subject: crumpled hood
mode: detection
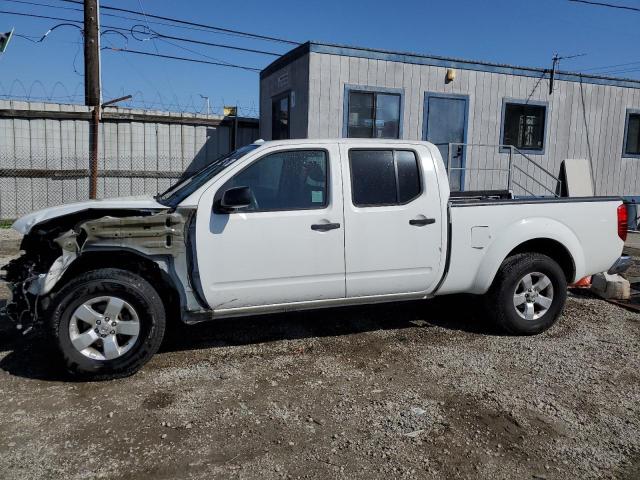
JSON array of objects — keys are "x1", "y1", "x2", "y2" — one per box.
[{"x1": 12, "y1": 195, "x2": 167, "y2": 234}]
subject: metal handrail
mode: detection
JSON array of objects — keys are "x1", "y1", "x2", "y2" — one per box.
[
  {"x1": 510, "y1": 146, "x2": 561, "y2": 182},
  {"x1": 511, "y1": 180, "x2": 538, "y2": 197},
  {"x1": 446, "y1": 142, "x2": 563, "y2": 197},
  {"x1": 512, "y1": 165, "x2": 558, "y2": 197}
]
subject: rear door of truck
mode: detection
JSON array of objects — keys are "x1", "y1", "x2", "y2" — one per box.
[{"x1": 339, "y1": 143, "x2": 447, "y2": 297}]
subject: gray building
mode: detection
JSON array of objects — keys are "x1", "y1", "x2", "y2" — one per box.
[{"x1": 260, "y1": 41, "x2": 640, "y2": 196}]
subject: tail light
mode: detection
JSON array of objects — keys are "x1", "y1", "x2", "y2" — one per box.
[{"x1": 618, "y1": 204, "x2": 628, "y2": 242}]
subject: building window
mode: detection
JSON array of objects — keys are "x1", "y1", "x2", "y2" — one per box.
[
  {"x1": 624, "y1": 111, "x2": 640, "y2": 157},
  {"x1": 272, "y1": 92, "x2": 290, "y2": 140},
  {"x1": 349, "y1": 149, "x2": 421, "y2": 207},
  {"x1": 347, "y1": 90, "x2": 401, "y2": 139},
  {"x1": 502, "y1": 101, "x2": 547, "y2": 152}
]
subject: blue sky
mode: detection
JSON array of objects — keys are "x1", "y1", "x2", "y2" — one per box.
[{"x1": 1, "y1": 0, "x2": 639, "y2": 116}]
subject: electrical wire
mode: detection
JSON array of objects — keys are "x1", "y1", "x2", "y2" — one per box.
[
  {"x1": 568, "y1": 0, "x2": 640, "y2": 13},
  {"x1": 581, "y1": 60, "x2": 640, "y2": 72},
  {"x1": 1, "y1": 0, "x2": 288, "y2": 43},
  {"x1": 1, "y1": 9, "x2": 263, "y2": 72},
  {"x1": 0, "y1": 8, "x2": 285, "y2": 57},
  {"x1": 129, "y1": 25, "x2": 281, "y2": 57},
  {"x1": 55, "y1": 0, "x2": 300, "y2": 45},
  {"x1": 104, "y1": 47, "x2": 261, "y2": 72},
  {"x1": 1, "y1": 0, "x2": 81, "y2": 11},
  {"x1": 0, "y1": 8, "x2": 82, "y2": 24}
]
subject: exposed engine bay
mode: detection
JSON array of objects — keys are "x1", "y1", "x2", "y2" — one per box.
[{"x1": 1, "y1": 207, "x2": 204, "y2": 335}]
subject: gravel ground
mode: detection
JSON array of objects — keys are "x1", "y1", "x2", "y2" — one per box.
[{"x1": 0, "y1": 230, "x2": 639, "y2": 479}]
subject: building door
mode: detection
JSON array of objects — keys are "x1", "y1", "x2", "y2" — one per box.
[
  {"x1": 423, "y1": 93, "x2": 468, "y2": 191},
  {"x1": 271, "y1": 92, "x2": 290, "y2": 140}
]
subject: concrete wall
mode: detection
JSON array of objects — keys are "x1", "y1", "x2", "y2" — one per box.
[
  {"x1": 262, "y1": 47, "x2": 640, "y2": 196},
  {"x1": 0, "y1": 100, "x2": 259, "y2": 219}
]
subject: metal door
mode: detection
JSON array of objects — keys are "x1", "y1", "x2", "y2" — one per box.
[{"x1": 423, "y1": 93, "x2": 468, "y2": 191}]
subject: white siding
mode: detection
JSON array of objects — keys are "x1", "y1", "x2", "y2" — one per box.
[{"x1": 293, "y1": 51, "x2": 640, "y2": 196}]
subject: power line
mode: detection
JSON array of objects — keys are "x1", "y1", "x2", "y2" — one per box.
[
  {"x1": 0, "y1": 8, "x2": 82, "y2": 25},
  {"x1": 0, "y1": 0, "x2": 294, "y2": 50},
  {"x1": 568, "y1": 0, "x2": 640, "y2": 13},
  {"x1": 55, "y1": 0, "x2": 300, "y2": 45},
  {"x1": 129, "y1": 25, "x2": 281, "y2": 57},
  {"x1": 104, "y1": 47, "x2": 261, "y2": 72},
  {"x1": 581, "y1": 60, "x2": 640, "y2": 72},
  {"x1": 1, "y1": 9, "x2": 263, "y2": 72},
  {"x1": 135, "y1": 0, "x2": 180, "y2": 109},
  {"x1": 1, "y1": 0, "x2": 81, "y2": 11},
  {"x1": 0, "y1": 8, "x2": 284, "y2": 57}
]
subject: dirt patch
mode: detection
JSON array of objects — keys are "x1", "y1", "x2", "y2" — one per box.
[{"x1": 0, "y1": 240, "x2": 639, "y2": 478}]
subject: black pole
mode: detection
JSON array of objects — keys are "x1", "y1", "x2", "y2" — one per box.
[
  {"x1": 84, "y1": 0, "x2": 101, "y2": 198},
  {"x1": 233, "y1": 105, "x2": 238, "y2": 150}
]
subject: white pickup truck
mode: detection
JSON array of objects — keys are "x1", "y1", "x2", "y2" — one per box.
[{"x1": 2, "y1": 139, "x2": 630, "y2": 379}]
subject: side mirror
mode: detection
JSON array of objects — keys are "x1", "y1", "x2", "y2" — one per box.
[{"x1": 216, "y1": 186, "x2": 252, "y2": 213}]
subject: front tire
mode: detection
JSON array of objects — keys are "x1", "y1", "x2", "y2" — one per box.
[
  {"x1": 486, "y1": 253, "x2": 567, "y2": 335},
  {"x1": 48, "y1": 268, "x2": 166, "y2": 380}
]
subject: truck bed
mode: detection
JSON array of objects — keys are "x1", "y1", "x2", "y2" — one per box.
[{"x1": 437, "y1": 195, "x2": 624, "y2": 296}]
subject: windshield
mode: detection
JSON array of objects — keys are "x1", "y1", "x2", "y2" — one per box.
[{"x1": 156, "y1": 144, "x2": 260, "y2": 206}]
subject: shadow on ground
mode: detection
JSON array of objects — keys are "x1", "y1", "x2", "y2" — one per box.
[{"x1": 0, "y1": 294, "x2": 501, "y2": 381}]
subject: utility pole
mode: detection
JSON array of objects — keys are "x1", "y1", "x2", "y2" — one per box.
[
  {"x1": 549, "y1": 54, "x2": 559, "y2": 95},
  {"x1": 84, "y1": 0, "x2": 101, "y2": 199},
  {"x1": 549, "y1": 52, "x2": 586, "y2": 95}
]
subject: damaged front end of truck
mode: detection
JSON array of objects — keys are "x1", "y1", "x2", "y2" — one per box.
[{"x1": 1, "y1": 207, "x2": 206, "y2": 335}]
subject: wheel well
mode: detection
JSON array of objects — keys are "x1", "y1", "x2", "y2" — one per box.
[
  {"x1": 56, "y1": 250, "x2": 182, "y2": 322},
  {"x1": 507, "y1": 238, "x2": 575, "y2": 282}
]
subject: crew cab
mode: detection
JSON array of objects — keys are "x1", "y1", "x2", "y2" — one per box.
[{"x1": 1, "y1": 139, "x2": 629, "y2": 379}]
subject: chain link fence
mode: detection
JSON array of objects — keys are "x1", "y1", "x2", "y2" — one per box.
[{"x1": 0, "y1": 100, "x2": 259, "y2": 220}]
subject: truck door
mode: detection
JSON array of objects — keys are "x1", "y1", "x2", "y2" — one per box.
[
  {"x1": 195, "y1": 144, "x2": 345, "y2": 310},
  {"x1": 340, "y1": 144, "x2": 444, "y2": 298}
]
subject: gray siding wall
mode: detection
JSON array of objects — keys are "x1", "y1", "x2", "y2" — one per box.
[
  {"x1": 301, "y1": 51, "x2": 640, "y2": 196},
  {"x1": 259, "y1": 54, "x2": 310, "y2": 140},
  {"x1": 0, "y1": 100, "x2": 259, "y2": 219}
]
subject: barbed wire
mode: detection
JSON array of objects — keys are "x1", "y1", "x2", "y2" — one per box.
[{"x1": 0, "y1": 80, "x2": 260, "y2": 117}]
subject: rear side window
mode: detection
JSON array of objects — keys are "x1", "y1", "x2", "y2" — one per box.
[{"x1": 349, "y1": 150, "x2": 421, "y2": 207}]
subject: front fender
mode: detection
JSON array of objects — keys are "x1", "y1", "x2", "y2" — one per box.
[{"x1": 469, "y1": 217, "x2": 584, "y2": 294}]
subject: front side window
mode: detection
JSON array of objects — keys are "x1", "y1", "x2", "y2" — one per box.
[
  {"x1": 502, "y1": 102, "x2": 546, "y2": 151},
  {"x1": 220, "y1": 150, "x2": 328, "y2": 211},
  {"x1": 624, "y1": 112, "x2": 640, "y2": 156},
  {"x1": 347, "y1": 91, "x2": 401, "y2": 139},
  {"x1": 272, "y1": 93, "x2": 290, "y2": 140},
  {"x1": 349, "y1": 150, "x2": 421, "y2": 207}
]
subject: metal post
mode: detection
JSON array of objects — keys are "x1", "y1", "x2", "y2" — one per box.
[
  {"x1": 89, "y1": 105, "x2": 100, "y2": 199},
  {"x1": 447, "y1": 143, "x2": 452, "y2": 185},
  {"x1": 233, "y1": 105, "x2": 238, "y2": 150},
  {"x1": 84, "y1": 0, "x2": 101, "y2": 199},
  {"x1": 507, "y1": 146, "x2": 513, "y2": 192}
]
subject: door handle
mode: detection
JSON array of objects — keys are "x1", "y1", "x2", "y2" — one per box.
[
  {"x1": 409, "y1": 218, "x2": 436, "y2": 226},
  {"x1": 311, "y1": 222, "x2": 341, "y2": 232}
]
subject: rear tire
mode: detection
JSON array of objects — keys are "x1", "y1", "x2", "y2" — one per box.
[
  {"x1": 486, "y1": 253, "x2": 567, "y2": 335},
  {"x1": 48, "y1": 268, "x2": 166, "y2": 380}
]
